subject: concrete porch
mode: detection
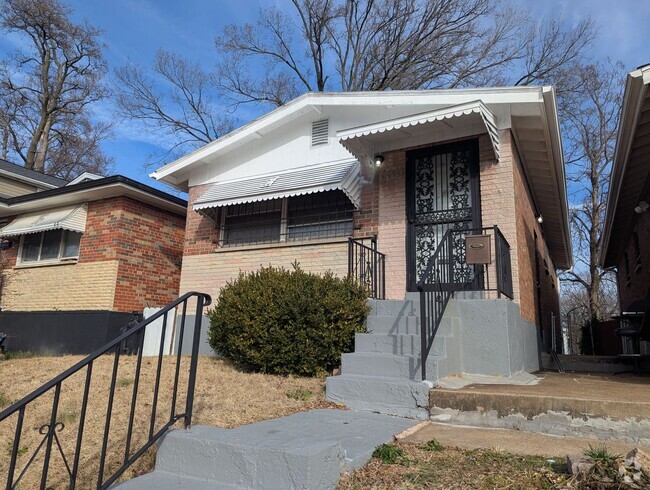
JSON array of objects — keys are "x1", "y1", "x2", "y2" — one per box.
[{"x1": 429, "y1": 372, "x2": 650, "y2": 445}]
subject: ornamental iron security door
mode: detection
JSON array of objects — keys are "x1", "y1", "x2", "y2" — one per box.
[{"x1": 406, "y1": 141, "x2": 481, "y2": 291}]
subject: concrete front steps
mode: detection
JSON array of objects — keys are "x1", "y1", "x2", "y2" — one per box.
[
  {"x1": 114, "y1": 409, "x2": 417, "y2": 490},
  {"x1": 326, "y1": 296, "x2": 462, "y2": 419}
]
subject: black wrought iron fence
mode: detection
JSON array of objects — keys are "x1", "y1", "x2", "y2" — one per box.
[
  {"x1": 0, "y1": 291, "x2": 211, "y2": 490},
  {"x1": 348, "y1": 236, "x2": 386, "y2": 299}
]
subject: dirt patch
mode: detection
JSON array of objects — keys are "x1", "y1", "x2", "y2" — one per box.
[{"x1": 0, "y1": 355, "x2": 332, "y2": 489}]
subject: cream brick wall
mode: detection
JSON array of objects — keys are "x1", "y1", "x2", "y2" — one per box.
[
  {"x1": 179, "y1": 240, "x2": 349, "y2": 301},
  {"x1": 479, "y1": 130, "x2": 521, "y2": 304},
  {"x1": 2, "y1": 261, "x2": 119, "y2": 311},
  {"x1": 378, "y1": 151, "x2": 408, "y2": 299}
]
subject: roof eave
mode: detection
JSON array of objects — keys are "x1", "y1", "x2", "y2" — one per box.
[{"x1": 599, "y1": 67, "x2": 649, "y2": 267}]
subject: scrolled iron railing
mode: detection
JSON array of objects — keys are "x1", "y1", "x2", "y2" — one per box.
[
  {"x1": 417, "y1": 226, "x2": 513, "y2": 380},
  {"x1": 0, "y1": 291, "x2": 211, "y2": 490},
  {"x1": 348, "y1": 235, "x2": 386, "y2": 300}
]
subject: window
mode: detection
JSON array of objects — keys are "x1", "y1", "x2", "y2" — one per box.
[
  {"x1": 220, "y1": 190, "x2": 354, "y2": 247},
  {"x1": 19, "y1": 230, "x2": 82, "y2": 264}
]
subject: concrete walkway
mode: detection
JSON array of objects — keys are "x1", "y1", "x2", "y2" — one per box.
[
  {"x1": 400, "y1": 421, "x2": 650, "y2": 457},
  {"x1": 116, "y1": 409, "x2": 417, "y2": 489}
]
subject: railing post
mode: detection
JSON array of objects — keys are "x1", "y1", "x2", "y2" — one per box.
[
  {"x1": 184, "y1": 294, "x2": 206, "y2": 428},
  {"x1": 347, "y1": 238, "x2": 353, "y2": 278},
  {"x1": 418, "y1": 283, "x2": 427, "y2": 381},
  {"x1": 371, "y1": 235, "x2": 378, "y2": 298},
  {"x1": 494, "y1": 225, "x2": 501, "y2": 298}
]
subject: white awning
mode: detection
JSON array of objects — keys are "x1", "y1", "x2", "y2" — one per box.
[
  {"x1": 1, "y1": 204, "x2": 88, "y2": 237},
  {"x1": 193, "y1": 160, "x2": 362, "y2": 210},
  {"x1": 338, "y1": 100, "x2": 500, "y2": 166}
]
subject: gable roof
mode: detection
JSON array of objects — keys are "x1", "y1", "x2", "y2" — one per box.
[
  {"x1": 0, "y1": 175, "x2": 187, "y2": 217},
  {"x1": 600, "y1": 64, "x2": 650, "y2": 267},
  {"x1": 151, "y1": 87, "x2": 570, "y2": 269},
  {"x1": 0, "y1": 159, "x2": 68, "y2": 189}
]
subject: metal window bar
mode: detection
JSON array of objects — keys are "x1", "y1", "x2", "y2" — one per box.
[
  {"x1": 0, "y1": 291, "x2": 211, "y2": 490},
  {"x1": 417, "y1": 226, "x2": 513, "y2": 380},
  {"x1": 347, "y1": 235, "x2": 386, "y2": 300}
]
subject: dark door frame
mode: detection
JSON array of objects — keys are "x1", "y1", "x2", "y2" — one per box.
[{"x1": 405, "y1": 139, "x2": 482, "y2": 292}]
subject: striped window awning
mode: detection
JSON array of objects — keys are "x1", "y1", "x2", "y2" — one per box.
[
  {"x1": 0, "y1": 204, "x2": 88, "y2": 237},
  {"x1": 193, "y1": 160, "x2": 362, "y2": 211},
  {"x1": 338, "y1": 100, "x2": 500, "y2": 166}
]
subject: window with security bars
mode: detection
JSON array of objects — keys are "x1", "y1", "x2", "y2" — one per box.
[{"x1": 219, "y1": 190, "x2": 354, "y2": 246}]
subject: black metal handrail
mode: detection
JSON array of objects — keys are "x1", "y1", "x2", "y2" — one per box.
[
  {"x1": 348, "y1": 235, "x2": 386, "y2": 299},
  {"x1": 417, "y1": 226, "x2": 513, "y2": 380},
  {"x1": 0, "y1": 291, "x2": 211, "y2": 490}
]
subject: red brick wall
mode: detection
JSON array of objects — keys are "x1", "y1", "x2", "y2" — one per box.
[
  {"x1": 510, "y1": 134, "x2": 560, "y2": 338},
  {"x1": 617, "y1": 209, "x2": 650, "y2": 312},
  {"x1": 184, "y1": 184, "x2": 221, "y2": 256},
  {"x1": 0, "y1": 197, "x2": 185, "y2": 312},
  {"x1": 108, "y1": 197, "x2": 185, "y2": 312}
]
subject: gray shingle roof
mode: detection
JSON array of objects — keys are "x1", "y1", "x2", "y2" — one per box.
[{"x1": 0, "y1": 159, "x2": 69, "y2": 187}]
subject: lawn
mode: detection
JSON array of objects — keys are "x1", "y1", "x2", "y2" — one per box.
[
  {"x1": 0, "y1": 354, "x2": 331, "y2": 489},
  {"x1": 338, "y1": 441, "x2": 570, "y2": 489}
]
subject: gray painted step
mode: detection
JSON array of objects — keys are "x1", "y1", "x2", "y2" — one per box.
[
  {"x1": 355, "y1": 333, "x2": 446, "y2": 357},
  {"x1": 114, "y1": 471, "x2": 246, "y2": 489},
  {"x1": 341, "y1": 352, "x2": 441, "y2": 379},
  {"x1": 367, "y1": 299, "x2": 418, "y2": 317},
  {"x1": 125, "y1": 409, "x2": 416, "y2": 490},
  {"x1": 326, "y1": 374, "x2": 431, "y2": 419},
  {"x1": 366, "y1": 315, "x2": 420, "y2": 334}
]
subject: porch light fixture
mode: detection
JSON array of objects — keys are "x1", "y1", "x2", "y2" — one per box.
[
  {"x1": 536, "y1": 214, "x2": 544, "y2": 224},
  {"x1": 374, "y1": 154, "x2": 384, "y2": 167},
  {"x1": 635, "y1": 201, "x2": 649, "y2": 214}
]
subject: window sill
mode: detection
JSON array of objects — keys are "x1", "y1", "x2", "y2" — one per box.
[
  {"x1": 14, "y1": 258, "x2": 79, "y2": 270},
  {"x1": 213, "y1": 236, "x2": 350, "y2": 254}
]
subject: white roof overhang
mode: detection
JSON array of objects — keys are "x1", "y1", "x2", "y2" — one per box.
[
  {"x1": 193, "y1": 159, "x2": 362, "y2": 211},
  {"x1": 600, "y1": 65, "x2": 650, "y2": 267},
  {"x1": 151, "y1": 87, "x2": 550, "y2": 188},
  {"x1": 337, "y1": 100, "x2": 500, "y2": 168},
  {"x1": 1, "y1": 203, "x2": 87, "y2": 236}
]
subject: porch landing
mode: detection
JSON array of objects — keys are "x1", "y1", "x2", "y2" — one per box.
[{"x1": 429, "y1": 372, "x2": 650, "y2": 445}]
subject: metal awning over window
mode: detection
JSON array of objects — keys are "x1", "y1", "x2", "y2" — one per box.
[
  {"x1": 193, "y1": 160, "x2": 362, "y2": 211},
  {"x1": 1, "y1": 203, "x2": 88, "y2": 237},
  {"x1": 338, "y1": 100, "x2": 500, "y2": 166}
]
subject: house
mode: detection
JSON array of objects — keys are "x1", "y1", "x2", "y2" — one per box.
[
  {"x1": 600, "y1": 64, "x2": 650, "y2": 354},
  {"x1": 152, "y1": 88, "x2": 570, "y2": 415},
  {"x1": 0, "y1": 165, "x2": 187, "y2": 355}
]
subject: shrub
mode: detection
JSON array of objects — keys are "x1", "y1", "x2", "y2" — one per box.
[{"x1": 207, "y1": 264, "x2": 369, "y2": 376}]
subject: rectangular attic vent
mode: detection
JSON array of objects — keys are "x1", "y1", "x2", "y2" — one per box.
[{"x1": 311, "y1": 119, "x2": 329, "y2": 146}]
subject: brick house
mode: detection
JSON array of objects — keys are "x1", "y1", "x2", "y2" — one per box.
[
  {"x1": 601, "y1": 64, "x2": 650, "y2": 353},
  {"x1": 0, "y1": 171, "x2": 186, "y2": 354},
  {"x1": 152, "y1": 88, "x2": 571, "y2": 410}
]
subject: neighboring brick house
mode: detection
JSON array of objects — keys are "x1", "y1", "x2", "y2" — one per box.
[
  {"x1": 152, "y1": 88, "x2": 571, "y2": 374},
  {"x1": 0, "y1": 172, "x2": 186, "y2": 354},
  {"x1": 601, "y1": 64, "x2": 650, "y2": 350}
]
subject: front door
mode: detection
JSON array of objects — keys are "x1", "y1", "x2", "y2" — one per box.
[{"x1": 406, "y1": 140, "x2": 481, "y2": 291}]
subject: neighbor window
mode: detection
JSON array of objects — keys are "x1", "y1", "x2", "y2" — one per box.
[
  {"x1": 220, "y1": 190, "x2": 354, "y2": 247},
  {"x1": 20, "y1": 230, "x2": 82, "y2": 263}
]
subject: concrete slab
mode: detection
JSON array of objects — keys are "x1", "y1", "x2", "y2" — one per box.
[
  {"x1": 429, "y1": 372, "x2": 650, "y2": 445},
  {"x1": 398, "y1": 421, "x2": 650, "y2": 457}
]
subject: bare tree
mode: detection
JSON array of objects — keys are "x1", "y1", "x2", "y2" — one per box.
[
  {"x1": 560, "y1": 61, "x2": 624, "y2": 321},
  {"x1": 114, "y1": 50, "x2": 233, "y2": 164},
  {"x1": 0, "y1": 0, "x2": 112, "y2": 177},
  {"x1": 215, "y1": 0, "x2": 596, "y2": 106}
]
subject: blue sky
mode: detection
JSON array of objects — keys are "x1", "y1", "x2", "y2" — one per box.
[{"x1": 1, "y1": 0, "x2": 648, "y2": 191}]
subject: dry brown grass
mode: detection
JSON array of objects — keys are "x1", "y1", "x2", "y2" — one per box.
[
  {"x1": 338, "y1": 441, "x2": 570, "y2": 489},
  {"x1": 0, "y1": 355, "x2": 332, "y2": 489}
]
